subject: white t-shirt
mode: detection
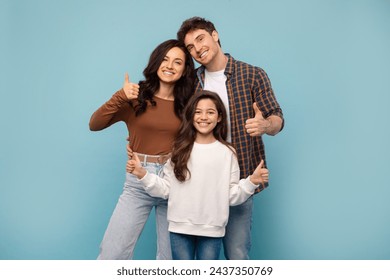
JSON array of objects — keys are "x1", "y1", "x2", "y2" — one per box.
[
  {"x1": 139, "y1": 141, "x2": 258, "y2": 237},
  {"x1": 204, "y1": 69, "x2": 231, "y2": 142}
]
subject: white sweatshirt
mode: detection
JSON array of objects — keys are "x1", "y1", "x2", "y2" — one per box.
[{"x1": 140, "y1": 141, "x2": 258, "y2": 237}]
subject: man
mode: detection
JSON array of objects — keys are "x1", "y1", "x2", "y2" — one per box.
[{"x1": 177, "y1": 17, "x2": 284, "y2": 260}]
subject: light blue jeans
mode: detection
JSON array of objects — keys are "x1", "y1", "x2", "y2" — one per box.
[
  {"x1": 223, "y1": 196, "x2": 253, "y2": 260},
  {"x1": 170, "y1": 232, "x2": 222, "y2": 260},
  {"x1": 97, "y1": 162, "x2": 171, "y2": 260}
]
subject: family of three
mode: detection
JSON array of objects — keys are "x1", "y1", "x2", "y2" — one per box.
[{"x1": 89, "y1": 16, "x2": 284, "y2": 260}]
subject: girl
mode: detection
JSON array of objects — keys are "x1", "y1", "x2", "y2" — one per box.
[
  {"x1": 89, "y1": 39, "x2": 195, "y2": 260},
  {"x1": 127, "y1": 90, "x2": 269, "y2": 260}
]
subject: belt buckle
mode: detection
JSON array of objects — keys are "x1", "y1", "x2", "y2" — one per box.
[{"x1": 157, "y1": 155, "x2": 165, "y2": 164}]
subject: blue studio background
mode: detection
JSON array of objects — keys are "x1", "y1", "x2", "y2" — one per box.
[{"x1": 1, "y1": 0, "x2": 389, "y2": 260}]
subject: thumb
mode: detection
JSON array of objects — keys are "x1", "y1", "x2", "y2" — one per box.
[
  {"x1": 259, "y1": 159, "x2": 264, "y2": 169},
  {"x1": 252, "y1": 160, "x2": 264, "y2": 175},
  {"x1": 253, "y1": 103, "x2": 263, "y2": 118},
  {"x1": 254, "y1": 160, "x2": 264, "y2": 173},
  {"x1": 132, "y1": 153, "x2": 141, "y2": 165},
  {"x1": 124, "y1": 72, "x2": 130, "y2": 84}
]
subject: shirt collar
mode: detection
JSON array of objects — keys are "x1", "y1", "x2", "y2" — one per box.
[
  {"x1": 223, "y1": 53, "x2": 234, "y2": 78},
  {"x1": 197, "y1": 53, "x2": 234, "y2": 79}
]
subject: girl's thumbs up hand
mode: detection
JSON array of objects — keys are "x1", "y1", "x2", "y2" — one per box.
[
  {"x1": 126, "y1": 152, "x2": 146, "y2": 179},
  {"x1": 249, "y1": 160, "x2": 269, "y2": 187}
]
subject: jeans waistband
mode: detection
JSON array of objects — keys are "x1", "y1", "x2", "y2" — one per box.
[{"x1": 135, "y1": 153, "x2": 171, "y2": 164}]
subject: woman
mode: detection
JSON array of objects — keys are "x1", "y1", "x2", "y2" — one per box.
[{"x1": 89, "y1": 39, "x2": 195, "y2": 259}]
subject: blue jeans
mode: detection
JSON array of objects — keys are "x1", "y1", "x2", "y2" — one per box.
[
  {"x1": 97, "y1": 163, "x2": 171, "y2": 260},
  {"x1": 223, "y1": 196, "x2": 253, "y2": 260},
  {"x1": 170, "y1": 232, "x2": 222, "y2": 260}
]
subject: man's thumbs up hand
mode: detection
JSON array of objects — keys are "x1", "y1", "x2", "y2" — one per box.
[{"x1": 245, "y1": 103, "x2": 271, "y2": 137}]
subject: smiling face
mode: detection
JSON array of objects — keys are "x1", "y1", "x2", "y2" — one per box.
[
  {"x1": 184, "y1": 29, "x2": 220, "y2": 67},
  {"x1": 157, "y1": 47, "x2": 186, "y2": 85},
  {"x1": 193, "y1": 98, "x2": 221, "y2": 143}
]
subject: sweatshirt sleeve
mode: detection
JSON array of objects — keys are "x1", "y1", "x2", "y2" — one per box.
[
  {"x1": 229, "y1": 155, "x2": 258, "y2": 206},
  {"x1": 138, "y1": 161, "x2": 174, "y2": 199},
  {"x1": 89, "y1": 89, "x2": 132, "y2": 131}
]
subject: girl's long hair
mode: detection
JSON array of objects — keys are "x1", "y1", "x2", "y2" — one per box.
[
  {"x1": 134, "y1": 39, "x2": 195, "y2": 117},
  {"x1": 171, "y1": 90, "x2": 235, "y2": 182}
]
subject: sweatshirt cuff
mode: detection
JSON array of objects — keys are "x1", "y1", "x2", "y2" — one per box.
[
  {"x1": 244, "y1": 176, "x2": 258, "y2": 193},
  {"x1": 138, "y1": 171, "x2": 155, "y2": 187}
]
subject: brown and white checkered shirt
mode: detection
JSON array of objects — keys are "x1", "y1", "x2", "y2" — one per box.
[{"x1": 194, "y1": 54, "x2": 284, "y2": 193}]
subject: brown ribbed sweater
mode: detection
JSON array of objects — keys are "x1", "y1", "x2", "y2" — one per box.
[{"x1": 89, "y1": 89, "x2": 181, "y2": 155}]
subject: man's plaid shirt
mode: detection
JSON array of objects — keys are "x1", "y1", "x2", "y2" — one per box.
[{"x1": 194, "y1": 54, "x2": 284, "y2": 193}]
